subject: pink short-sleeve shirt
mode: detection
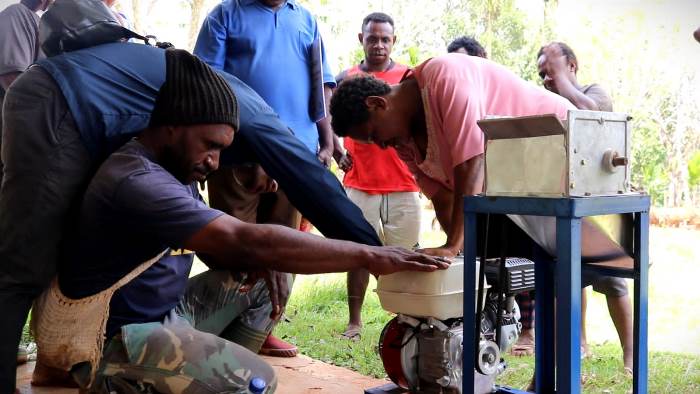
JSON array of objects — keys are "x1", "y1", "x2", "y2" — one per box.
[{"x1": 395, "y1": 54, "x2": 574, "y2": 197}]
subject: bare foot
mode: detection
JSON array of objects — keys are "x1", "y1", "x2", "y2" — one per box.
[
  {"x1": 511, "y1": 328, "x2": 535, "y2": 357},
  {"x1": 581, "y1": 342, "x2": 593, "y2": 359},
  {"x1": 623, "y1": 346, "x2": 633, "y2": 374},
  {"x1": 31, "y1": 361, "x2": 79, "y2": 388}
]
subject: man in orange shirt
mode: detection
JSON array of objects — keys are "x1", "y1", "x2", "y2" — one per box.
[{"x1": 333, "y1": 12, "x2": 421, "y2": 340}]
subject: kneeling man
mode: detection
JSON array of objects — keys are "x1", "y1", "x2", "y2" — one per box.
[{"x1": 55, "y1": 50, "x2": 447, "y2": 393}]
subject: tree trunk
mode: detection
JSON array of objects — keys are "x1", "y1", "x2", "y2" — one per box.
[{"x1": 187, "y1": 0, "x2": 207, "y2": 51}]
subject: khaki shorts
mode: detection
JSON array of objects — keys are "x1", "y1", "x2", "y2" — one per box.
[{"x1": 345, "y1": 188, "x2": 421, "y2": 248}]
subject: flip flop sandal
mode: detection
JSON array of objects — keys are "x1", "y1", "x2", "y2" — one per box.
[
  {"x1": 338, "y1": 327, "x2": 362, "y2": 342},
  {"x1": 510, "y1": 342, "x2": 535, "y2": 357}
]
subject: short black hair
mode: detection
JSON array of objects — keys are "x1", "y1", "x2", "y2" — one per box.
[
  {"x1": 447, "y1": 36, "x2": 487, "y2": 58},
  {"x1": 537, "y1": 41, "x2": 578, "y2": 71},
  {"x1": 330, "y1": 75, "x2": 391, "y2": 137},
  {"x1": 362, "y1": 12, "x2": 395, "y2": 32}
]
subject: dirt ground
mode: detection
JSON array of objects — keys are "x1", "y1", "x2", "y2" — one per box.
[{"x1": 16, "y1": 355, "x2": 388, "y2": 394}]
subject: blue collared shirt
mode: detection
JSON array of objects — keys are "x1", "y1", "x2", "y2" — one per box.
[
  {"x1": 194, "y1": 0, "x2": 335, "y2": 153},
  {"x1": 37, "y1": 43, "x2": 165, "y2": 160}
]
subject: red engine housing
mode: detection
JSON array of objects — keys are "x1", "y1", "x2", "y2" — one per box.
[{"x1": 378, "y1": 317, "x2": 412, "y2": 389}]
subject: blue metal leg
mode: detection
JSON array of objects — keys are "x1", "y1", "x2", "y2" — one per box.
[
  {"x1": 633, "y1": 212, "x2": 649, "y2": 394},
  {"x1": 463, "y1": 212, "x2": 478, "y2": 394},
  {"x1": 462, "y1": 196, "x2": 649, "y2": 394},
  {"x1": 534, "y1": 251, "x2": 555, "y2": 393},
  {"x1": 556, "y1": 217, "x2": 582, "y2": 394}
]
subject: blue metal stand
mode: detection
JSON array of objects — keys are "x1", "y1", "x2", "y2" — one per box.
[{"x1": 463, "y1": 195, "x2": 650, "y2": 394}]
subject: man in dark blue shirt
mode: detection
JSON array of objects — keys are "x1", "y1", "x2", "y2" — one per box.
[{"x1": 0, "y1": 42, "x2": 380, "y2": 392}]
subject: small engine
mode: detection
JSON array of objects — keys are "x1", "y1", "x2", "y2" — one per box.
[{"x1": 376, "y1": 257, "x2": 535, "y2": 393}]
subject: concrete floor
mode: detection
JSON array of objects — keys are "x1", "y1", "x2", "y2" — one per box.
[
  {"x1": 16, "y1": 355, "x2": 388, "y2": 394},
  {"x1": 15, "y1": 363, "x2": 74, "y2": 394}
]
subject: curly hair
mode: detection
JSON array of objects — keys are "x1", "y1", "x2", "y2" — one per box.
[
  {"x1": 447, "y1": 36, "x2": 487, "y2": 58},
  {"x1": 330, "y1": 75, "x2": 391, "y2": 137}
]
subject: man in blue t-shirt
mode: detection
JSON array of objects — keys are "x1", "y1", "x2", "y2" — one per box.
[
  {"x1": 194, "y1": 0, "x2": 338, "y2": 356},
  {"x1": 194, "y1": 0, "x2": 335, "y2": 158},
  {"x1": 0, "y1": 41, "x2": 380, "y2": 392},
  {"x1": 48, "y1": 49, "x2": 447, "y2": 392}
]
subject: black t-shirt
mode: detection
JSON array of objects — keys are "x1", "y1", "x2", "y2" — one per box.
[{"x1": 60, "y1": 140, "x2": 223, "y2": 337}]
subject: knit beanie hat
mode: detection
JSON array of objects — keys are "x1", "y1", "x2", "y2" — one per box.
[{"x1": 150, "y1": 49, "x2": 239, "y2": 130}]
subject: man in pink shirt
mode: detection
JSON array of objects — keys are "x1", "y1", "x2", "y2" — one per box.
[
  {"x1": 331, "y1": 53, "x2": 572, "y2": 257},
  {"x1": 331, "y1": 54, "x2": 637, "y2": 389}
]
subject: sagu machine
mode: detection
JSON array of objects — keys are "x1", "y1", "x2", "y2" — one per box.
[{"x1": 366, "y1": 110, "x2": 649, "y2": 394}]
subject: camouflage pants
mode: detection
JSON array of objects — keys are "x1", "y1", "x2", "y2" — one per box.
[{"x1": 78, "y1": 270, "x2": 293, "y2": 393}]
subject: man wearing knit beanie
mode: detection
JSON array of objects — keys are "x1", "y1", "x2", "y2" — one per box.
[
  {"x1": 144, "y1": 49, "x2": 239, "y2": 183},
  {"x1": 151, "y1": 49, "x2": 238, "y2": 133},
  {"x1": 2, "y1": 37, "x2": 388, "y2": 391},
  {"x1": 32, "y1": 48, "x2": 449, "y2": 393}
]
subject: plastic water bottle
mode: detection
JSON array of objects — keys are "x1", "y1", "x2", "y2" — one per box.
[{"x1": 249, "y1": 377, "x2": 266, "y2": 393}]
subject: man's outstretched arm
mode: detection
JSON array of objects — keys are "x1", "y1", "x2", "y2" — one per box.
[{"x1": 185, "y1": 214, "x2": 448, "y2": 276}]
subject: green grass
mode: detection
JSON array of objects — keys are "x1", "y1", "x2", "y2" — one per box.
[
  {"x1": 21, "y1": 320, "x2": 32, "y2": 346},
  {"x1": 499, "y1": 343, "x2": 700, "y2": 393},
  {"x1": 273, "y1": 273, "x2": 389, "y2": 376},
  {"x1": 273, "y1": 273, "x2": 700, "y2": 393}
]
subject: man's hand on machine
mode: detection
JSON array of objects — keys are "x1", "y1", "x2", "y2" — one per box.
[
  {"x1": 239, "y1": 269, "x2": 289, "y2": 320},
  {"x1": 366, "y1": 246, "x2": 451, "y2": 276}
]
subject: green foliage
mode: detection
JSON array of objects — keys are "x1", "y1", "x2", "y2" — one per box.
[
  {"x1": 470, "y1": 0, "x2": 529, "y2": 72},
  {"x1": 406, "y1": 46, "x2": 421, "y2": 67},
  {"x1": 349, "y1": 47, "x2": 365, "y2": 69},
  {"x1": 689, "y1": 151, "x2": 700, "y2": 187},
  {"x1": 631, "y1": 116, "x2": 669, "y2": 203}
]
